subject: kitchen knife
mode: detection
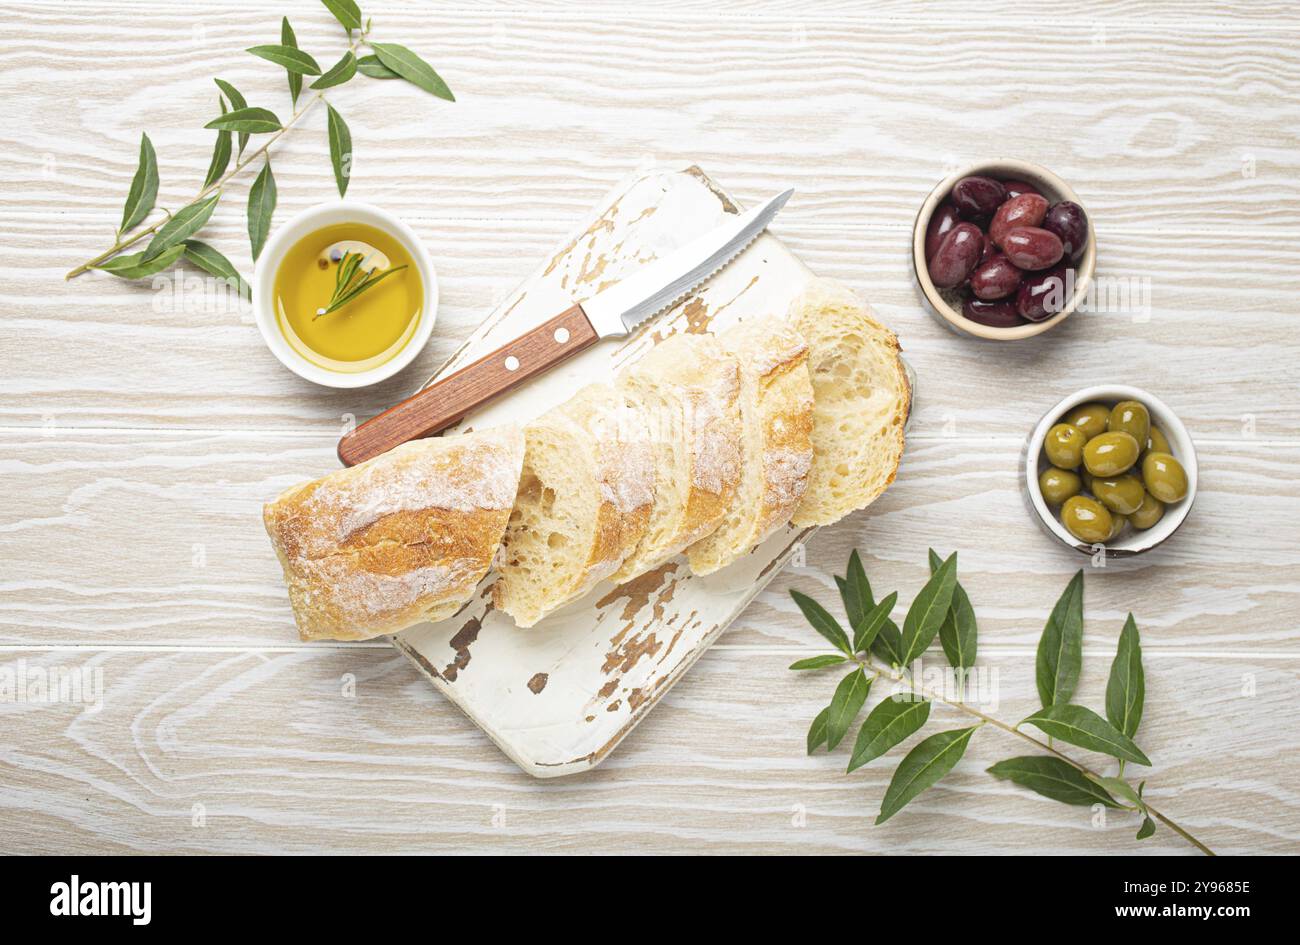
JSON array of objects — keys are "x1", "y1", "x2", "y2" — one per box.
[{"x1": 337, "y1": 188, "x2": 793, "y2": 467}]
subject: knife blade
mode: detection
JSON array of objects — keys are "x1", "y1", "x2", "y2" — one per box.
[{"x1": 337, "y1": 188, "x2": 794, "y2": 467}]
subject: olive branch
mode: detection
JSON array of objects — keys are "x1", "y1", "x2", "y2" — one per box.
[
  {"x1": 66, "y1": 0, "x2": 453, "y2": 293},
  {"x1": 791, "y1": 550, "x2": 1214, "y2": 855}
]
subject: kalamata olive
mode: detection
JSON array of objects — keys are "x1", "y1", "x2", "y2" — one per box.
[
  {"x1": 990, "y1": 193, "x2": 1049, "y2": 247},
  {"x1": 1002, "y1": 179, "x2": 1042, "y2": 200},
  {"x1": 970, "y1": 252, "x2": 1024, "y2": 300},
  {"x1": 951, "y1": 176, "x2": 1006, "y2": 218},
  {"x1": 1002, "y1": 226, "x2": 1065, "y2": 270},
  {"x1": 1015, "y1": 265, "x2": 1071, "y2": 321},
  {"x1": 962, "y1": 298, "x2": 1025, "y2": 328},
  {"x1": 927, "y1": 222, "x2": 984, "y2": 288},
  {"x1": 1043, "y1": 201, "x2": 1089, "y2": 261},
  {"x1": 925, "y1": 201, "x2": 962, "y2": 261}
]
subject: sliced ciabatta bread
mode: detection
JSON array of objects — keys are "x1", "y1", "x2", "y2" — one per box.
[
  {"x1": 614, "y1": 333, "x2": 742, "y2": 580},
  {"x1": 493, "y1": 384, "x2": 655, "y2": 628},
  {"x1": 788, "y1": 279, "x2": 910, "y2": 527},
  {"x1": 687, "y1": 317, "x2": 814, "y2": 575}
]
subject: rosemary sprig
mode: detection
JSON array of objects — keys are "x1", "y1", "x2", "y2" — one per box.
[{"x1": 315, "y1": 250, "x2": 406, "y2": 318}]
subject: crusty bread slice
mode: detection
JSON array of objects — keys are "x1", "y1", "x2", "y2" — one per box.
[
  {"x1": 613, "y1": 333, "x2": 742, "y2": 580},
  {"x1": 788, "y1": 279, "x2": 910, "y2": 527},
  {"x1": 493, "y1": 384, "x2": 655, "y2": 628},
  {"x1": 686, "y1": 317, "x2": 814, "y2": 575}
]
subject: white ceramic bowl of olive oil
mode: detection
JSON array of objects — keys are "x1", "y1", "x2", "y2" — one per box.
[{"x1": 253, "y1": 201, "x2": 437, "y2": 388}]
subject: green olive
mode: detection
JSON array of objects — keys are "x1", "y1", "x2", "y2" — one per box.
[
  {"x1": 1044, "y1": 423, "x2": 1088, "y2": 469},
  {"x1": 1083, "y1": 431, "x2": 1140, "y2": 477},
  {"x1": 1092, "y1": 474, "x2": 1146, "y2": 515},
  {"x1": 1108, "y1": 400, "x2": 1150, "y2": 447},
  {"x1": 1108, "y1": 511, "x2": 1130, "y2": 540},
  {"x1": 1066, "y1": 402, "x2": 1111, "y2": 441},
  {"x1": 1062, "y1": 495, "x2": 1114, "y2": 543},
  {"x1": 1142, "y1": 451, "x2": 1188, "y2": 503},
  {"x1": 1129, "y1": 491, "x2": 1166, "y2": 530},
  {"x1": 1146, "y1": 425, "x2": 1170, "y2": 455},
  {"x1": 1039, "y1": 466, "x2": 1082, "y2": 507}
]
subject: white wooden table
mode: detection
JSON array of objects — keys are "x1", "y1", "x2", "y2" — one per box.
[{"x1": 2, "y1": 0, "x2": 1298, "y2": 854}]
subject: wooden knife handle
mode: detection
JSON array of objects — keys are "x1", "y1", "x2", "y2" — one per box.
[{"x1": 337, "y1": 303, "x2": 599, "y2": 467}]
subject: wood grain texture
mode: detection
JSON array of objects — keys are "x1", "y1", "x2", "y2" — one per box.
[{"x1": 2, "y1": 0, "x2": 1298, "y2": 851}]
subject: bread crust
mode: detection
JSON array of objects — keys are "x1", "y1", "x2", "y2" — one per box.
[{"x1": 263, "y1": 427, "x2": 525, "y2": 641}]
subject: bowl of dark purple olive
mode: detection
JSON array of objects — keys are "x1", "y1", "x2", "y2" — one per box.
[{"x1": 912, "y1": 159, "x2": 1096, "y2": 341}]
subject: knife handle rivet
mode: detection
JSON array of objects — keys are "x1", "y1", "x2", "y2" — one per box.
[
  {"x1": 504, "y1": 355, "x2": 520, "y2": 372},
  {"x1": 554, "y1": 327, "x2": 570, "y2": 344}
]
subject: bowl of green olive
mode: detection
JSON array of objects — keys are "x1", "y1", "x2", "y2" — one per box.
[{"x1": 1025, "y1": 385, "x2": 1197, "y2": 557}]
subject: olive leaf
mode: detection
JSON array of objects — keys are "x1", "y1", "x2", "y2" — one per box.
[
  {"x1": 871, "y1": 621, "x2": 905, "y2": 668},
  {"x1": 847, "y1": 696, "x2": 930, "y2": 773},
  {"x1": 853, "y1": 593, "x2": 898, "y2": 653},
  {"x1": 1020, "y1": 704, "x2": 1151, "y2": 767},
  {"x1": 312, "y1": 51, "x2": 357, "y2": 90},
  {"x1": 1136, "y1": 816, "x2": 1156, "y2": 840},
  {"x1": 788, "y1": 655, "x2": 847, "y2": 671},
  {"x1": 281, "y1": 18, "x2": 303, "y2": 106},
  {"x1": 370, "y1": 42, "x2": 454, "y2": 101},
  {"x1": 807, "y1": 707, "x2": 830, "y2": 755},
  {"x1": 928, "y1": 549, "x2": 977, "y2": 670},
  {"x1": 142, "y1": 192, "x2": 221, "y2": 261},
  {"x1": 357, "y1": 54, "x2": 400, "y2": 79},
  {"x1": 790, "y1": 590, "x2": 852, "y2": 656},
  {"x1": 876, "y1": 725, "x2": 980, "y2": 824},
  {"x1": 1106, "y1": 614, "x2": 1145, "y2": 739},
  {"x1": 205, "y1": 107, "x2": 282, "y2": 134},
  {"x1": 119, "y1": 132, "x2": 158, "y2": 235},
  {"x1": 841, "y1": 549, "x2": 871, "y2": 628},
  {"x1": 1091, "y1": 774, "x2": 1145, "y2": 810},
  {"x1": 321, "y1": 0, "x2": 363, "y2": 32},
  {"x1": 246, "y1": 44, "x2": 322, "y2": 76},
  {"x1": 1036, "y1": 569, "x2": 1084, "y2": 707},
  {"x1": 899, "y1": 551, "x2": 957, "y2": 666},
  {"x1": 825, "y1": 668, "x2": 871, "y2": 751},
  {"x1": 247, "y1": 159, "x2": 277, "y2": 261},
  {"x1": 95, "y1": 244, "x2": 185, "y2": 279},
  {"x1": 203, "y1": 97, "x2": 232, "y2": 190},
  {"x1": 182, "y1": 240, "x2": 250, "y2": 299},
  {"x1": 213, "y1": 79, "x2": 250, "y2": 156},
  {"x1": 325, "y1": 102, "x2": 352, "y2": 197},
  {"x1": 987, "y1": 756, "x2": 1121, "y2": 808}
]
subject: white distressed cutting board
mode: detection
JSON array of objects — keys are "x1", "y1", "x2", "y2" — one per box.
[{"x1": 393, "y1": 163, "x2": 828, "y2": 777}]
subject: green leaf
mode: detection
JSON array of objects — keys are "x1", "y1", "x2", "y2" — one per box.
[
  {"x1": 119, "y1": 132, "x2": 158, "y2": 235},
  {"x1": 847, "y1": 696, "x2": 930, "y2": 772},
  {"x1": 203, "y1": 98, "x2": 233, "y2": 190},
  {"x1": 370, "y1": 42, "x2": 455, "y2": 101},
  {"x1": 325, "y1": 102, "x2": 352, "y2": 197},
  {"x1": 94, "y1": 244, "x2": 185, "y2": 279},
  {"x1": 788, "y1": 654, "x2": 847, "y2": 671},
  {"x1": 853, "y1": 592, "x2": 897, "y2": 653},
  {"x1": 213, "y1": 79, "x2": 250, "y2": 156},
  {"x1": 790, "y1": 590, "x2": 852, "y2": 656},
  {"x1": 807, "y1": 707, "x2": 830, "y2": 755},
  {"x1": 987, "y1": 756, "x2": 1120, "y2": 807},
  {"x1": 246, "y1": 44, "x2": 322, "y2": 76},
  {"x1": 1091, "y1": 775, "x2": 1145, "y2": 810},
  {"x1": 312, "y1": 51, "x2": 357, "y2": 90},
  {"x1": 928, "y1": 549, "x2": 977, "y2": 670},
  {"x1": 1106, "y1": 614, "x2": 1145, "y2": 739},
  {"x1": 143, "y1": 192, "x2": 220, "y2": 261},
  {"x1": 1036, "y1": 570, "x2": 1084, "y2": 708},
  {"x1": 825, "y1": 668, "x2": 871, "y2": 751},
  {"x1": 205, "y1": 106, "x2": 282, "y2": 134},
  {"x1": 842, "y1": 549, "x2": 871, "y2": 627},
  {"x1": 900, "y1": 551, "x2": 957, "y2": 666},
  {"x1": 281, "y1": 18, "x2": 302, "y2": 106},
  {"x1": 876, "y1": 725, "x2": 980, "y2": 825},
  {"x1": 1136, "y1": 816, "x2": 1156, "y2": 840},
  {"x1": 182, "y1": 240, "x2": 250, "y2": 299},
  {"x1": 321, "y1": 0, "x2": 363, "y2": 32},
  {"x1": 1020, "y1": 704, "x2": 1152, "y2": 766},
  {"x1": 871, "y1": 620, "x2": 905, "y2": 668},
  {"x1": 357, "y1": 54, "x2": 400, "y2": 79},
  {"x1": 247, "y1": 159, "x2": 277, "y2": 261}
]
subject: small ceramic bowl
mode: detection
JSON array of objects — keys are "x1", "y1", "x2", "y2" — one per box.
[
  {"x1": 253, "y1": 200, "x2": 438, "y2": 388},
  {"x1": 912, "y1": 159, "x2": 1096, "y2": 341},
  {"x1": 1024, "y1": 385, "x2": 1198, "y2": 558}
]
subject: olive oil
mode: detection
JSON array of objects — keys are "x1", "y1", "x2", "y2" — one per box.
[{"x1": 274, "y1": 222, "x2": 422, "y2": 373}]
